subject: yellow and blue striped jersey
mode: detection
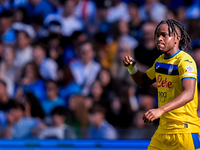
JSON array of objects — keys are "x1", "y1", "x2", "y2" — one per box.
[{"x1": 146, "y1": 50, "x2": 200, "y2": 134}]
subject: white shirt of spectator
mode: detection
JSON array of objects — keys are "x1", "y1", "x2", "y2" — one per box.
[
  {"x1": 14, "y1": 46, "x2": 33, "y2": 68},
  {"x1": 38, "y1": 124, "x2": 76, "y2": 139},
  {"x1": 40, "y1": 57, "x2": 58, "y2": 80},
  {"x1": 70, "y1": 59, "x2": 101, "y2": 96},
  {"x1": 139, "y1": 2, "x2": 167, "y2": 23},
  {"x1": 44, "y1": 13, "x2": 83, "y2": 37},
  {"x1": 106, "y1": 2, "x2": 130, "y2": 23},
  {"x1": 74, "y1": 0, "x2": 96, "y2": 21}
]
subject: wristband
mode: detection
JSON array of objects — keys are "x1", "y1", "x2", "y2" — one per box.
[{"x1": 126, "y1": 64, "x2": 138, "y2": 75}]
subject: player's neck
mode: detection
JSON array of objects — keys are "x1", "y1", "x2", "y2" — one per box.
[{"x1": 164, "y1": 48, "x2": 180, "y2": 59}]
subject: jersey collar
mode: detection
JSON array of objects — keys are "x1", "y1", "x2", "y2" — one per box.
[{"x1": 164, "y1": 50, "x2": 181, "y2": 59}]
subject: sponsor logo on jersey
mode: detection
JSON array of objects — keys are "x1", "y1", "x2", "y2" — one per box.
[
  {"x1": 158, "y1": 92, "x2": 167, "y2": 103},
  {"x1": 186, "y1": 65, "x2": 193, "y2": 73},
  {"x1": 157, "y1": 75, "x2": 172, "y2": 88}
]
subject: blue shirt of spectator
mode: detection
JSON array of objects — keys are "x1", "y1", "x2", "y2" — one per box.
[
  {"x1": 26, "y1": 0, "x2": 55, "y2": 20},
  {"x1": 42, "y1": 97, "x2": 66, "y2": 116},
  {"x1": 2, "y1": 29, "x2": 16, "y2": 43},
  {"x1": 23, "y1": 79, "x2": 46, "y2": 102},
  {"x1": 88, "y1": 120, "x2": 118, "y2": 139},
  {"x1": 59, "y1": 82, "x2": 81, "y2": 107}
]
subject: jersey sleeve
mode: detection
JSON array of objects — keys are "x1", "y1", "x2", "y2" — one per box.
[
  {"x1": 146, "y1": 61, "x2": 156, "y2": 80},
  {"x1": 179, "y1": 56, "x2": 197, "y2": 81}
]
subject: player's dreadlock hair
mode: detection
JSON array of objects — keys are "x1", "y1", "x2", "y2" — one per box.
[{"x1": 154, "y1": 19, "x2": 192, "y2": 51}]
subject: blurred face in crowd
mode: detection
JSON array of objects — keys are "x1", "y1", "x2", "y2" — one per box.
[
  {"x1": 51, "y1": 114, "x2": 65, "y2": 126},
  {"x1": 46, "y1": 81, "x2": 58, "y2": 100},
  {"x1": 3, "y1": 46, "x2": 15, "y2": 65},
  {"x1": 142, "y1": 22, "x2": 156, "y2": 41},
  {"x1": 80, "y1": 42, "x2": 94, "y2": 64},
  {"x1": 17, "y1": 31, "x2": 31, "y2": 50},
  {"x1": 7, "y1": 108, "x2": 24, "y2": 124},
  {"x1": 29, "y1": 0, "x2": 42, "y2": 6},
  {"x1": 98, "y1": 69, "x2": 111, "y2": 87},
  {"x1": 0, "y1": 82, "x2": 7, "y2": 99},
  {"x1": 89, "y1": 112, "x2": 104, "y2": 127},
  {"x1": 32, "y1": 45, "x2": 46, "y2": 63},
  {"x1": 134, "y1": 110, "x2": 145, "y2": 128},
  {"x1": 63, "y1": 0, "x2": 76, "y2": 17},
  {"x1": 90, "y1": 80, "x2": 103, "y2": 100},
  {"x1": 25, "y1": 64, "x2": 37, "y2": 80},
  {"x1": 84, "y1": 96, "x2": 93, "y2": 110},
  {"x1": 138, "y1": 94, "x2": 154, "y2": 110},
  {"x1": 128, "y1": 4, "x2": 138, "y2": 18},
  {"x1": 118, "y1": 44, "x2": 132, "y2": 61},
  {"x1": 111, "y1": 97, "x2": 121, "y2": 115},
  {"x1": 68, "y1": 96, "x2": 77, "y2": 111},
  {"x1": 0, "y1": 17, "x2": 12, "y2": 33},
  {"x1": 118, "y1": 20, "x2": 129, "y2": 35}
]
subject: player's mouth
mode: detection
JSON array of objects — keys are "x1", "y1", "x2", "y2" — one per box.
[{"x1": 157, "y1": 43, "x2": 165, "y2": 48}]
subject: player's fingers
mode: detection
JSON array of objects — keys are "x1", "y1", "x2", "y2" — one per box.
[
  {"x1": 125, "y1": 56, "x2": 131, "y2": 64},
  {"x1": 122, "y1": 57, "x2": 129, "y2": 66},
  {"x1": 128, "y1": 55, "x2": 132, "y2": 61}
]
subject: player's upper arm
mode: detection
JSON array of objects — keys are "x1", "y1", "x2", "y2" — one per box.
[
  {"x1": 178, "y1": 56, "x2": 197, "y2": 81},
  {"x1": 182, "y1": 78, "x2": 196, "y2": 100}
]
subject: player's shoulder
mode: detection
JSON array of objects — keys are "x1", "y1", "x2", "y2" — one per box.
[
  {"x1": 178, "y1": 51, "x2": 195, "y2": 62},
  {"x1": 155, "y1": 53, "x2": 165, "y2": 62}
]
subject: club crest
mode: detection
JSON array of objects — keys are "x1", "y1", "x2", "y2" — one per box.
[{"x1": 168, "y1": 65, "x2": 173, "y2": 75}]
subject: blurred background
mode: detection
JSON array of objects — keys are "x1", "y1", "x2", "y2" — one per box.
[{"x1": 0, "y1": 0, "x2": 199, "y2": 149}]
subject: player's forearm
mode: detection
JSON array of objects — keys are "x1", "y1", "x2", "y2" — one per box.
[
  {"x1": 159, "y1": 90, "x2": 194, "y2": 113},
  {"x1": 130, "y1": 70, "x2": 148, "y2": 88}
]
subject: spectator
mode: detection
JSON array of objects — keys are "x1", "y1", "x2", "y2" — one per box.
[
  {"x1": 62, "y1": 30, "x2": 88, "y2": 65},
  {"x1": 69, "y1": 40, "x2": 101, "y2": 96},
  {"x1": 14, "y1": 29, "x2": 33, "y2": 69},
  {"x1": 111, "y1": 43, "x2": 134, "y2": 84},
  {"x1": 12, "y1": 7, "x2": 29, "y2": 24},
  {"x1": 26, "y1": 0, "x2": 55, "y2": 22},
  {"x1": 44, "y1": 0, "x2": 83, "y2": 37},
  {"x1": 97, "y1": 68, "x2": 116, "y2": 98},
  {"x1": 0, "y1": 10, "x2": 16, "y2": 43},
  {"x1": 89, "y1": 80, "x2": 108, "y2": 107},
  {"x1": 42, "y1": 80, "x2": 66, "y2": 116},
  {"x1": 32, "y1": 41, "x2": 58, "y2": 80},
  {"x1": 139, "y1": 0, "x2": 168, "y2": 23},
  {"x1": 93, "y1": 32, "x2": 116, "y2": 70},
  {"x1": 58, "y1": 65, "x2": 81, "y2": 106},
  {"x1": 67, "y1": 94, "x2": 88, "y2": 138},
  {"x1": 47, "y1": 33, "x2": 63, "y2": 67},
  {"x1": 106, "y1": 85, "x2": 133, "y2": 130},
  {"x1": 106, "y1": 0, "x2": 130, "y2": 23},
  {"x1": 3, "y1": 101, "x2": 41, "y2": 139},
  {"x1": 134, "y1": 22, "x2": 162, "y2": 72},
  {"x1": 16, "y1": 62, "x2": 46, "y2": 102},
  {"x1": 0, "y1": 45, "x2": 18, "y2": 97},
  {"x1": 137, "y1": 87, "x2": 157, "y2": 111},
  {"x1": 0, "y1": 80, "x2": 15, "y2": 112},
  {"x1": 88, "y1": 104, "x2": 118, "y2": 139},
  {"x1": 91, "y1": 0, "x2": 111, "y2": 34},
  {"x1": 74, "y1": 0, "x2": 96, "y2": 23},
  {"x1": 111, "y1": 20, "x2": 138, "y2": 50},
  {"x1": 21, "y1": 92, "x2": 46, "y2": 120},
  {"x1": 129, "y1": 108, "x2": 157, "y2": 139},
  {"x1": 38, "y1": 106, "x2": 75, "y2": 139},
  {"x1": 128, "y1": 2, "x2": 143, "y2": 41}
]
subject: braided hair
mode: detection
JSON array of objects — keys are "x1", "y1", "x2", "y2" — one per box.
[{"x1": 154, "y1": 19, "x2": 192, "y2": 51}]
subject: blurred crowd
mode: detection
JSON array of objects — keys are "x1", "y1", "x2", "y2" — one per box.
[{"x1": 0, "y1": 0, "x2": 199, "y2": 139}]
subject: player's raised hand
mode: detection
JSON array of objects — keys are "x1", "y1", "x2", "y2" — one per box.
[
  {"x1": 143, "y1": 108, "x2": 164, "y2": 124},
  {"x1": 122, "y1": 55, "x2": 136, "y2": 67}
]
